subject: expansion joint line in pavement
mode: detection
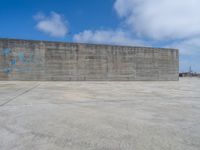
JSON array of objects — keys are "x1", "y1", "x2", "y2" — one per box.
[{"x1": 0, "y1": 83, "x2": 40, "y2": 107}]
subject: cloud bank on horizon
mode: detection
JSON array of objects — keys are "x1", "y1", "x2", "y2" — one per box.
[{"x1": 73, "y1": 29, "x2": 146, "y2": 46}]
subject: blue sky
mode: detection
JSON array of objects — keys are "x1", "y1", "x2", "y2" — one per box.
[
  {"x1": 0, "y1": 0, "x2": 200, "y2": 72},
  {"x1": 0, "y1": 0, "x2": 118, "y2": 41}
]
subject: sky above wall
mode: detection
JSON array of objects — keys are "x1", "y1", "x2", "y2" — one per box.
[{"x1": 0, "y1": 0, "x2": 199, "y2": 72}]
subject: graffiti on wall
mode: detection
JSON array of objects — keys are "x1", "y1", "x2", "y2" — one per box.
[
  {"x1": 0, "y1": 48, "x2": 34, "y2": 74},
  {"x1": 2, "y1": 48, "x2": 11, "y2": 56}
]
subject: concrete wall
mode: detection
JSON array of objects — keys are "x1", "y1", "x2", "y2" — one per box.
[{"x1": 0, "y1": 38, "x2": 179, "y2": 81}]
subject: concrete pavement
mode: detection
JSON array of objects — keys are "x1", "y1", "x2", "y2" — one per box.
[{"x1": 0, "y1": 78, "x2": 200, "y2": 150}]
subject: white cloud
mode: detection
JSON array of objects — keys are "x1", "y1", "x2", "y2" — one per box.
[
  {"x1": 114, "y1": 0, "x2": 200, "y2": 40},
  {"x1": 74, "y1": 0, "x2": 200, "y2": 44},
  {"x1": 113, "y1": 0, "x2": 200, "y2": 72},
  {"x1": 34, "y1": 12, "x2": 68, "y2": 37},
  {"x1": 73, "y1": 0, "x2": 200, "y2": 71},
  {"x1": 73, "y1": 29, "x2": 145, "y2": 46},
  {"x1": 163, "y1": 37, "x2": 200, "y2": 72},
  {"x1": 168, "y1": 38, "x2": 200, "y2": 56}
]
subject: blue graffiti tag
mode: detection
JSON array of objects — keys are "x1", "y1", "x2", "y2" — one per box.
[
  {"x1": 11, "y1": 59, "x2": 16, "y2": 65},
  {"x1": 1, "y1": 51, "x2": 34, "y2": 75},
  {"x1": 18, "y1": 52, "x2": 25, "y2": 62},
  {"x1": 2, "y1": 48, "x2": 11, "y2": 56},
  {"x1": 29, "y1": 52, "x2": 34, "y2": 62},
  {"x1": 3, "y1": 68, "x2": 12, "y2": 74},
  {"x1": 18, "y1": 52, "x2": 34, "y2": 64}
]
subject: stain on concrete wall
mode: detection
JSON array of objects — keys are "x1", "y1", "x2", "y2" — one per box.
[
  {"x1": 0, "y1": 48, "x2": 35, "y2": 76},
  {"x1": 2, "y1": 48, "x2": 11, "y2": 56},
  {"x1": 0, "y1": 38, "x2": 179, "y2": 81}
]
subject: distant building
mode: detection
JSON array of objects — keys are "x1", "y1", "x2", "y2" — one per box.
[
  {"x1": 179, "y1": 66, "x2": 200, "y2": 77},
  {"x1": 179, "y1": 72, "x2": 200, "y2": 77}
]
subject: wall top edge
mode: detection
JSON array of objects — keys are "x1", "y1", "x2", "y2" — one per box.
[{"x1": 0, "y1": 37, "x2": 179, "y2": 52}]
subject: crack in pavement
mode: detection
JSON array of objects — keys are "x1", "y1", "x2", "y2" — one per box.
[{"x1": 0, "y1": 83, "x2": 40, "y2": 107}]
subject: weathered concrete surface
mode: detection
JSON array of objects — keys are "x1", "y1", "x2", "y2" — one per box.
[
  {"x1": 0, "y1": 38, "x2": 179, "y2": 81},
  {"x1": 0, "y1": 78, "x2": 200, "y2": 150}
]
